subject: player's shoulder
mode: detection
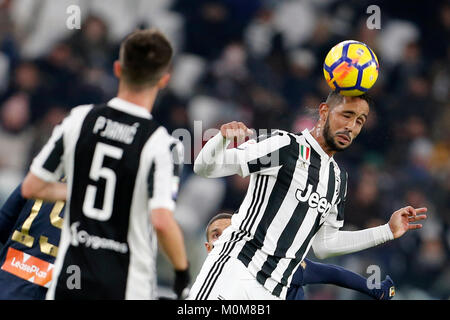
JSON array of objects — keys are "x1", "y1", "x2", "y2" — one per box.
[
  {"x1": 254, "y1": 129, "x2": 291, "y2": 145},
  {"x1": 146, "y1": 126, "x2": 182, "y2": 152},
  {"x1": 63, "y1": 104, "x2": 95, "y2": 124},
  {"x1": 257, "y1": 129, "x2": 288, "y2": 139},
  {"x1": 273, "y1": 129, "x2": 290, "y2": 136},
  {"x1": 69, "y1": 104, "x2": 95, "y2": 115},
  {"x1": 151, "y1": 125, "x2": 171, "y2": 142}
]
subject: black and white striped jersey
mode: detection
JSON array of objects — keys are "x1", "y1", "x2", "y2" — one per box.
[
  {"x1": 204, "y1": 129, "x2": 347, "y2": 299},
  {"x1": 29, "y1": 98, "x2": 183, "y2": 300}
]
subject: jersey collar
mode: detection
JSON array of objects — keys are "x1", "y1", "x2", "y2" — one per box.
[
  {"x1": 301, "y1": 128, "x2": 332, "y2": 161},
  {"x1": 107, "y1": 97, "x2": 153, "y2": 119}
]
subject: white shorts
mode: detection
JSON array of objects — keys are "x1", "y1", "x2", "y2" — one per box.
[{"x1": 188, "y1": 253, "x2": 281, "y2": 300}]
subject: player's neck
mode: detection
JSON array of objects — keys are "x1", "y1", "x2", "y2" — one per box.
[
  {"x1": 116, "y1": 84, "x2": 158, "y2": 114},
  {"x1": 310, "y1": 125, "x2": 336, "y2": 157}
]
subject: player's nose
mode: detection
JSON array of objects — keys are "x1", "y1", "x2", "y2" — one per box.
[{"x1": 344, "y1": 120, "x2": 357, "y2": 133}]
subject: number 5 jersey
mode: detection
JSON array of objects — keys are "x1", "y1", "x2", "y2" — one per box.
[{"x1": 28, "y1": 98, "x2": 183, "y2": 300}]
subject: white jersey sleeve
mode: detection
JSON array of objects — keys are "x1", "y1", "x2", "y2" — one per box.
[
  {"x1": 147, "y1": 130, "x2": 184, "y2": 212},
  {"x1": 30, "y1": 105, "x2": 92, "y2": 182},
  {"x1": 312, "y1": 222, "x2": 394, "y2": 259},
  {"x1": 194, "y1": 131, "x2": 291, "y2": 178}
]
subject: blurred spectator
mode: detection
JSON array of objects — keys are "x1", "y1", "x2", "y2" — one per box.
[
  {"x1": 0, "y1": 61, "x2": 48, "y2": 126},
  {"x1": 174, "y1": 0, "x2": 240, "y2": 60},
  {"x1": 345, "y1": 163, "x2": 384, "y2": 229},
  {"x1": 66, "y1": 15, "x2": 114, "y2": 70}
]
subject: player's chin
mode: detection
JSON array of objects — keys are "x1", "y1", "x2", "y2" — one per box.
[{"x1": 334, "y1": 138, "x2": 352, "y2": 150}]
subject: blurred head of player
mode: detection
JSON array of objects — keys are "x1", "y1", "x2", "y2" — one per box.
[
  {"x1": 204, "y1": 213, "x2": 232, "y2": 253},
  {"x1": 316, "y1": 91, "x2": 371, "y2": 153},
  {"x1": 114, "y1": 28, "x2": 173, "y2": 93}
]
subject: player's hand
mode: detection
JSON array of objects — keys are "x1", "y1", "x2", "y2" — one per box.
[
  {"x1": 220, "y1": 121, "x2": 253, "y2": 145},
  {"x1": 388, "y1": 206, "x2": 427, "y2": 239},
  {"x1": 379, "y1": 275, "x2": 395, "y2": 300},
  {"x1": 173, "y1": 266, "x2": 190, "y2": 299}
]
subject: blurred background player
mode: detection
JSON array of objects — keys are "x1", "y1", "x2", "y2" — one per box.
[
  {"x1": 0, "y1": 180, "x2": 189, "y2": 299},
  {"x1": 20, "y1": 29, "x2": 190, "y2": 299},
  {"x1": 204, "y1": 213, "x2": 395, "y2": 300},
  {"x1": 0, "y1": 183, "x2": 65, "y2": 299}
]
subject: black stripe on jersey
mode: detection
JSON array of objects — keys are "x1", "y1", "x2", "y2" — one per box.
[
  {"x1": 247, "y1": 153, "x2": 274, "y2": 174},
  {"x1": 246, "y1": 131, "x2": 286, "y2": 174},
  {"x1": 239, "y1": 175, "x2": 262, "y2": 235},
  {"x1": 326, "y1": 162, "x2": 336, "y2": 205},
  {"x1": 195, "y1": 232, "x2": 236, "y2": 299},
  {"x1": 237, "y1": 134, "x2": 299, "y2": 268},
  {"x1": 42, "y1": 135, "x2": 64, "y2": 173},
  {"x1": 337, "y1": 170, "x2": 347, "y2": 221},
  {"x1": 202, "y1": 255, "x2": 231, "y2": 299},
  {"x1": 195, "y1": 230, "x2": 244, "y2": 299},
  {"x1": 236, "y1": 131, "x2": 282, "y2": 151},
  {"x1": 196, "y1": 174, "x2": 269, "y2": 299},
  {"x1": 241, "y1": 175, "x2": 269, "y2": 234},
  {"x1": 256, "y1": 130, "x2": 283, "y2": 142},
  {"x1": 272, "y1": 161, "x2": 336, "y2": 297},
  {"x1": 147, "y1": 162, "x2": 155, "y2": 198},
  {"x1": 255, "y1": 145, "x2": 321, "y2": 289}
]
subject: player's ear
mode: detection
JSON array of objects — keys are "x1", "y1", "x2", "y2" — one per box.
[
  {"x1": 318, "y1": 103, "x2": 330, "y2": 123},
  {"x1": 113, "y1": 60, "x2": 122, "y2": 79},
  {"x1": 157, "y1": 73, "x2": 171, "y2": 89}
]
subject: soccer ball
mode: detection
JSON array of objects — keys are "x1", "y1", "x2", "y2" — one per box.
[{"x1": 323, "y1": 40, "x2": 379, "y2": 96}]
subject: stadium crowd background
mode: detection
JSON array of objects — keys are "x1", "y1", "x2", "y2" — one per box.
[{"x1": 0, "y1": 0, "x2": 448, "y2": 299}]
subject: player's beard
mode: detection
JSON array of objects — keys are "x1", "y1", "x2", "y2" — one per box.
[{"x1": 323, "y1": 117, "x2": 349, "y2": 152}]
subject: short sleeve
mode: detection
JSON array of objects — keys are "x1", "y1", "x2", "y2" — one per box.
[
  {"x1": 147, "y1": 136, "x2": 184, "y2": 212},
  {"x1": 30, "y1": 105, "x2": 92, "y2": 182},
  {"x1": 169, "y1": 138, "x2": 184, "y2": 201},
  {"x1": 30, "y1": 118, "x2": 68, "y2": 182}
]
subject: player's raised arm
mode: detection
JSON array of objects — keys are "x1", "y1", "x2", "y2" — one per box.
[
  {"x1": 193, "y1": 121, "x2": 252, "y2": 178},
  {"x1": 194, "y1": 121, "x2": 291, "y2": 178}
]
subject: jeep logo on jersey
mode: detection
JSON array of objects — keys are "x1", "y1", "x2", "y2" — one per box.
[{"x1": 295, "y1": 184, "x2": 332, "y2": 217}]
